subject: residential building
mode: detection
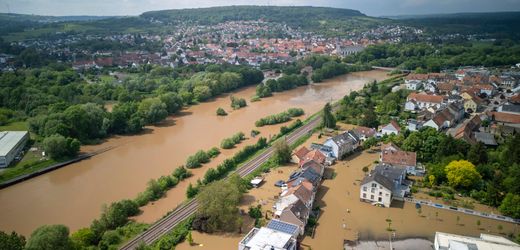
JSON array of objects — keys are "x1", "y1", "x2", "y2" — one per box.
[
  {"x1": 434, "y1": 232, "x2": 520, "y2": 250},
  {"x1": 474, "y1": 132, "x2": 498, "y2": 147},
  {"x1": 265, "y1": 220, "x2": 300, "y2": 238},
  {"x1": 293, "y1": 147, "x2": 326, "y2": 167},
  {"x1": 278, "y1": 199, "x2": 310, "y2": 236},
  {"x1": 381, "y1": 120, "x2": 401, "y2": 136},
  {"x1": 407, "y1": 119, "x2": 423, "y2": 132},
  {"x1": 323, "y1": 130, "x2": 360, "y2": 159},
  {"x1": 352, "y1": 126, "x2": 376, "y2": 141},
  {"x1": 239, "y1": 227, "x2": 297, "y2": 250},
  {"x1": 461, "y1": 91, "x2": 483, "y2": 113},
  {"x1": 360, "y1": 164, "x2": 409, "y2": 207},
  {"x1": 405, "y1": 92, "x2": 444, "y2": 111},
  {"x1": 380, "y1": 143, "x2": 417, "y2": 174},
  {"x1": 0, "y1": 131, "x2": 30, "y2": 168}
]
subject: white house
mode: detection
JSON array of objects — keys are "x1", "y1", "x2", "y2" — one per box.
[
  {"x1": 381, "y1": 120, "x2": 401, "y2": 136},
  {"x1": 406, "y1": 92, "x2": 444, "y2": 110},
  {"x1": 323, "y1": 130, "x2": 360, "y2": 159},
  {"x1": 360, "y1": 164, "x2": 409, "y2": 207},
  {"x1": 360, "y1": 172, "x2": 393, "y2": 207}
]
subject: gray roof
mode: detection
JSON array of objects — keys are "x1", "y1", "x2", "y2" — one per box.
[
  {"x1": 0, "y1": 131, "x2": 29, "y2": 156},
  {"x1": 501, "y1": 104, "x2": 520, "y2": 114},
  {"x1": 361, "y1": 172, "x2": 394, "y2": 191},
  {"x1": 330, "y1": 131, "x2": 359, "y2": 147},
  {"x1": 374, "y1": 164, "x2": 406, "y2": 184},
  {"x1": 266, "y1": 219, "x2": 300, "y2": 236},
  {"x1": 474, "y1": 132, "x2": 498, "y2": 146}
]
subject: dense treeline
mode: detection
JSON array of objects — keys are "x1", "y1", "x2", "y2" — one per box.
[
  {"x1": 0, "y1": 63, "x2": 263, "y2": 154},
  {"x1": 345, "y1": 42, "x2": 520, "y2": 71},
  {"x1": 220, "y1": 132, "x2": 245, "y2": 149}
]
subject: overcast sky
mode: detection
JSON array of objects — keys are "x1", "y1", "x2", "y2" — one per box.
[{"x1": 2, "y1": 0, "x2": 520, "y2": 17}]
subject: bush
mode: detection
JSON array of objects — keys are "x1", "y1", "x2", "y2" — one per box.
[
  {"x1": 153, "y1": 219, "x2": 192, "y2": 250},
  {"x1": 186, "y1": 150, "x2": 210, "y2": 168},
  {"x1": 42, "y1": 134, "x2": 81, "y2": 159},
  {"x1": 220, "y1": 132, "x2": 245, "y2": 149},
  {"x1": 230, "y1": 96, "x2": 247, "y2": 109},
  {"x1": 172, "y1": 166, "x2": 191, "y2": 180},
  {"x1": 216, "y1": 107, "x2": 227, "y2": 116},
  {"x1": 207, "y1": 147, "x2": 220, "y2": 158},
  {"x1": 250, "y1": 96, "x2": 261, "y2": 102},
  {"x1": 287, "y1": 108, "x2": 304, "y2": 117}
]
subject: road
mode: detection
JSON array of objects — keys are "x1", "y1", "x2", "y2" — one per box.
[{"x1": 120, "y1": 114, "x2": 322, "y2": 249}]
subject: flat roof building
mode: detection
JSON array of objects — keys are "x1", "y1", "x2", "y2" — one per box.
[
  {"x1": 0, "y1": 131, "x2": 29, "y2": 168},
  {"x1": 238, "y1": 227, "x2": 297, "y2": 250},
  {"x1": 434, "y1": 232, "x2": 520, "y2": 250}
]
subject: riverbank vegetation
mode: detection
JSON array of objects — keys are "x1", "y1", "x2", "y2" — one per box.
[
  {"x1": 220, "y1": 132, "x2": 245, "y2": 149},
  {"x1": 216, "y1": 107, "x2": 227, "y2": 116},
  {"x1": 255, "y1": 108, "x2": 304, "y2": 127},
  {"x1": 230, "y1": 96, "x2": 247, "y2": 110}
]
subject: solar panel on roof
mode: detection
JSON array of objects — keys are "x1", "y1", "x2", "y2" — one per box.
[{"x1": 266, "y1": 220, "x2": 299, "y2": 236}]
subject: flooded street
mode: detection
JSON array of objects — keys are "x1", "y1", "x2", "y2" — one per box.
[
  {"x1": 0, "y1": 70, "x2": 389, "y2": 236},
  {"x1": 174, "y1": 125, "x2": 519, "y2": 250}
]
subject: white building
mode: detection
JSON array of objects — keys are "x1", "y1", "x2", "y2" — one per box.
[
  {"x1": 434, "y1": 232, "x2": 520, "y2": 250},
  {"x1": 381, "y1": 120, "x2": 401, "y2": 136},
  {"x1": 404, "y1": 79, "x2": 423, "y2": 90},
  {"x1": 360, "y1": 172, "x2": 393, "y2": 207},
  {"x1": 323, "y1": 130, "x2": 360, "y2": 159},
  {"x1": 0, "y1": 131, "x2": 29, "y2": 168},
  {"x1": 239, "y1": 227, "x2": 297, "y2": 250}
]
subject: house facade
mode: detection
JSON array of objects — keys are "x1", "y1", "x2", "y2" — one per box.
[
  {"x1": 323, "y1": 130, "x2": 360, "y2": 159},
  {"x1": 360, "y1": 173, "x2": 393, "y2": 207},
  {"x1": 381, "y1": 120, "x2": 401, "y2": 136}
]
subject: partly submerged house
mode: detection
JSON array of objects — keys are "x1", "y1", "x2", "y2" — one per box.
[
  {"x1": 380, "y1": 143, "x2": 418, "y2": 175},
  {"x1": 381, "y1": 120, "x2": 401, "y2": 136},
  {"x1": 359, "y1": 164, "x2": 409, "y2": 207},
  {"x1": 323, "y1": 130, "x2": 360, "y2": 159}
]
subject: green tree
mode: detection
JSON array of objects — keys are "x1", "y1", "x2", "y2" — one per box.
[
  {"x1": 445, "y1": 160, "x2": 481, "y2": 189},
  {"x1": 467, "y1": 142, "x2": 488, "y2": 165},
  {"x1": 26, "y1": 225, "x2": 73, "y2": 250},
  {"x1": 42, "y1": 134, "x2": 80, "y2": 159},
  {"x1": 0, "y1": 231, "x2": 25, "y2": 250},
  {"x1": 193, "y1": 179, "x2": 243, "y2": 232},
  {"x1": 273, "y1": 139, "x2": 292, "y2": 164},
  {"x1": 322, "y1": 102, "x2": 336, "y2": 129},
  {"x1": 70, "y1": 228, "x2": 95, "y2": 248},
  {"x1": 138, "y1": 98, "x2": 168, "y2": 124},
  {"x1": 499, "y1": 193, "x2": 520, "y2": 219},
  {"x1": 186, "y1": 183, "x2": 198, "y2": 198}
]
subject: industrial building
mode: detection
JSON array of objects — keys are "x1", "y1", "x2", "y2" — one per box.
[
  {"x1": 0, "y1": 131, "x2": 29, "y2": 168},
  {"x1": 434, "y1": 232, "x2": 520, "y2": 250}
]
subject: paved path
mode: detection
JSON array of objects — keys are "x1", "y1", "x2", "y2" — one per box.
[{"x1": 120, "y1": 115, "x2": 322, "y2": 249}]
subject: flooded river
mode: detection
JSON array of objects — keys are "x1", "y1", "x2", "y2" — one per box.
[{"x1": 0, "y1": 71, "x2": 389, "y2": 236}]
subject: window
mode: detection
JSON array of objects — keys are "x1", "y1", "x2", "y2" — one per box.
[
  {"x1": 386, "y1": 194, "x2": 389, "y2": 197},
  {"x1": 378, "y1": 197, "x2": 382, "y2": 202},
  {"x1": 370, "y1": 195, "x2": 374, "y2": 200},
  {"x1": 363, "y1": 186, "x2": 367, "y2": 192},
  {"x1": 362, "y1": 193, "x2": 366, "y2": 198},
  {"x1": 379, "y1": 192, "x2": 382, "y2": 195},
  {"x1": 371, "y1": 183, "x2": 377, "y2": 188},
  {"x1": 371, "y1": 188, "x2": 375, "y2": 193}
]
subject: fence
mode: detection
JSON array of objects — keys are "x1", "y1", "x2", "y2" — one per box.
[{"x1": 404, "y1": 198, "x2": 520, "y2": 224}]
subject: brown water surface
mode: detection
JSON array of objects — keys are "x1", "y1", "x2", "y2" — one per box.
[{"x1": 0, "y1": 71, "x2": 389, "y2": 236}]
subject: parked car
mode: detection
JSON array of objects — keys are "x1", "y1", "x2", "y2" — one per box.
[{"x1": 274, "y1": 180, "x2": 285, "y2": 187}]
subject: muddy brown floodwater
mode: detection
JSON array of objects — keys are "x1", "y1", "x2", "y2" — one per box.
[{"x1": 0, "y1": 71, "x2": 389, "y2": 236}]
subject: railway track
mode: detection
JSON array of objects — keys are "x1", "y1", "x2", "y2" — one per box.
[{"x1": 120, "y1": 115, "x2": 321, "y2": 249}]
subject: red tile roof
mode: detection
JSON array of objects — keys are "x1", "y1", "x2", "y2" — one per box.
[
  {"x1": 294, "y1": 147, "x2": 310, "y2": 161},
  {"x1": 407, "y1": 93, "x2": 444, "y2": 104},
  {"x1": 489, "y1": 111, "x2": 520, "y2": 124},
  {"x1": 381, "y1": 148, "x2": 417, "y2": 167}
]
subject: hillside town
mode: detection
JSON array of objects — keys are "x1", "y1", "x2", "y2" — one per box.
[{"x1": 0, "y1": 21, "x2": 425, "y2": 72}]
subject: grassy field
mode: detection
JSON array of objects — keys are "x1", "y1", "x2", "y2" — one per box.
[
  {"x1": 0, "y1": 158, "x2": 58, "y2": 184},
  {"x1": 0, "y1": 121, "x2": 28, "y2": 131}
]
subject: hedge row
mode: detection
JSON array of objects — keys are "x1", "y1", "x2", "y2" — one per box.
[{"x1": 255, "y1": 108, "x2": 304, "y2": 127}]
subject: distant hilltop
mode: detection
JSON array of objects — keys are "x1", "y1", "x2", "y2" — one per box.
[{"x1": 141, "y1": 5, "x2": 367, "y2": 24}]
